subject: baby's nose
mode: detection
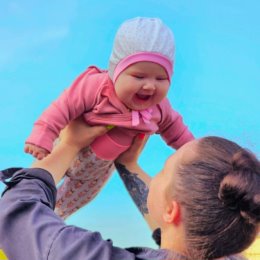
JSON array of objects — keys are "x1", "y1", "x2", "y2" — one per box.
[{"x1": 142, "y1": 81, "x2": 156, "y2": 91}]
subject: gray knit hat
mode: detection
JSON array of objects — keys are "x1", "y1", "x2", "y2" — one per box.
[{"x1": 108, "y1": 17, "x2": 175, "y2": 82}]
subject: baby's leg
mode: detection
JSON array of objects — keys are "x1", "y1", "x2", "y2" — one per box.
[{"x1": 55, "y1": 146, "x2": 115, "y2": 219}]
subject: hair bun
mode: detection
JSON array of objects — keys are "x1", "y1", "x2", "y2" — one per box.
[
  {"x1": 218, "y1": 150, "x2": 260, "y2": 224},
  {"x1": 232, "y1": 150, "x2": 258, "y2": 173}
]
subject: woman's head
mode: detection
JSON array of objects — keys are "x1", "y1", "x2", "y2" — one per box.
[{"x1": 149, "y1": 137, "x2": 260, "y2": 259}]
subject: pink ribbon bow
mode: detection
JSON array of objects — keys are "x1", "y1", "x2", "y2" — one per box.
[{"x1": 132, "y1": 108, "x2": 153, "y2": 126}]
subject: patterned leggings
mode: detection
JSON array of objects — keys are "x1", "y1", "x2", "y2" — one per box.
[{"x1": 55, "y1": 146, "x2": 115, "y2": 219}]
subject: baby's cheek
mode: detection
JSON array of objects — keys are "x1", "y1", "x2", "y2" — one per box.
[
  {"x1": 122, "y1": 91, "x2": 134, "y2": 101},
  {"x1": 156, "y1": 92, "x2": 167, "y2": 103},
  {"x1": 160, "y1": 87, "x2": 169, "y2": 98}
]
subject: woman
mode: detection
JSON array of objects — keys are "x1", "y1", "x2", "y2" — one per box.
[
  {"x1": 0, "y1": 118, "x2": 259, "y2": 260},
  {"x1": 116, "y1": 133, "x2": 260, "y2": 259}
]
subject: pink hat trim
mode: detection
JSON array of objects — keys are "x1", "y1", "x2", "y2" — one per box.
[{"x1": 113, "y1": 52, "x2": 173, "y2": 83}]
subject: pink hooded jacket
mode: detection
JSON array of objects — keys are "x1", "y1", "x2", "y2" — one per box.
[{"x1": 26, "y1": 66, "x2": 194, "y2": 160}]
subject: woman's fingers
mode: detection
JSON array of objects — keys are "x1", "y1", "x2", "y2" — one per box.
[
  {"x1": 116, "y1": 134, "x2": 149, "y2": 165},
  {"x1": 88, "y1": 125, "x2": 109, "y2": 139},
  {"x1": 130, "y1": 134, "x2": 149, "y2": 154},
  {"x1": 60, "y1": 117, "x2": 111, "y2": 150}
]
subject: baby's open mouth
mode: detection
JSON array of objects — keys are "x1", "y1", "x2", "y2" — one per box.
[{"x1": 136, "y1": 94, "x2": 151, "y2": 100}]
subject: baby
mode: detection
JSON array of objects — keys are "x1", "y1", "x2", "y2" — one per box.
[{"x1": 25, "y1": 17, "x2": 194, "y2": 219}]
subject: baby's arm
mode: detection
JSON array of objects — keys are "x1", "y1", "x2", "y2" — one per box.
[
  {"x1": 25, "y1": 68, "x2": 99, "y2": 156},
  {"x1": 158, "y1": 98, "x2": 194, "y2": 149}
]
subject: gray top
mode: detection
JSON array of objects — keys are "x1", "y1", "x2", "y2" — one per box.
[
  {"x1": 0, "y1": 168, "x2": 247, "y2": 260},
  {"x1": 0, "y1": 168, "x2": 179, "y2": 260}
]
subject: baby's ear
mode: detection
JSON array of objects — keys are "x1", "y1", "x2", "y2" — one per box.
[{"x1": 163, "y1": 200, "x2": 181, "y2": 225}]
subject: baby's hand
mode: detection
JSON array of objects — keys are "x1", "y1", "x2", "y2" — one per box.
[{"x1": 24, "y1": 144, "x2": 49, "y2": 160}]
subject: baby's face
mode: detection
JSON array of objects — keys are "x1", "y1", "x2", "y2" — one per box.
[{"x1": 114, "y1": 61, "x2": 170, "y2": 111}]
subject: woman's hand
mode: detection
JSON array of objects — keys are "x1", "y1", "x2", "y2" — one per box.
[
  {"x1": 116, "y1": 134, "x2": 148, "y2": 167},
  {"x1": 60, "y1": 117, "x2": 108, "y2": 151},
  {"x1": 32, "y1": 117, "x2": 109, "y2": 184},
  {"x1": 115, "y1": 134, "x2": 158, "y2": 230}
]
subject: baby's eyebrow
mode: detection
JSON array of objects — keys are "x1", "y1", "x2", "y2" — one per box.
[
  {"x1": 130, "y1": 72, "x2": 146, "y2": 76},
  {"x1": 129, "y1": 70, "x2": 145, "y2": 74}
]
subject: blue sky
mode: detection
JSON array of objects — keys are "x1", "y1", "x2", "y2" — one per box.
[{"x1": 0, "y1": 0, "x2": 259, "y2": 248}]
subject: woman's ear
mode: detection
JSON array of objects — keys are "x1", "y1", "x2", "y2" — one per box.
[{"x1": 163, "y1": 200, "x2": 181, "y2": 225}]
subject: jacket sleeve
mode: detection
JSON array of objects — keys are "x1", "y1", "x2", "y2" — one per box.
[
  {"x1": 157, "y1": 98, "x2": 195, "y2": 149},
  {"x1": 25, "y1": 68, "x2": 100, "y2": 152},
  {"x1": 0, "y1": 168, "x2": 136, "y2": 260}
]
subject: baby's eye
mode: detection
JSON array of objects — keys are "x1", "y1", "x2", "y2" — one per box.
[
  {"x1": 132, "y1": 74, "x2": 144, "y2": 79},
  {"x1": 156, "y1": 77, "x2": 168, "y2": 81}
]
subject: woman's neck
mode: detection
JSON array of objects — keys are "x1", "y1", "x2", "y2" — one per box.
[
  {"x1": 160, "y1": 227, "x2": 244, "y2": 260},
  {"x1": 160, "y1": 226, "x2": 187, "y2": 257}
]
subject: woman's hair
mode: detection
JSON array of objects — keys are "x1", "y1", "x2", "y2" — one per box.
[{"x1": 173, "y1": 136, "x2": 260, "y2": 260}]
